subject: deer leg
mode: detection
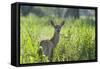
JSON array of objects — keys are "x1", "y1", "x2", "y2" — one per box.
[{"x1": 48, "y1": 47, "x2": 53, "y2": 62}]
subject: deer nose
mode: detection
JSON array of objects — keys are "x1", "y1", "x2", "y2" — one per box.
[{"x1": 57, "y1": 29, "x2": 60, "y2": 32}]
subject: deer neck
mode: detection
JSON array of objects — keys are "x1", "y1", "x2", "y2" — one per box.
[{"x1": 50, "y1": 31, "x2": 60, "y2": 47}]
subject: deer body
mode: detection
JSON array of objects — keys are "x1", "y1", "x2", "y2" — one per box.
[{"x1": 40, "y1": 20, "x2": 65, "y2": 61}]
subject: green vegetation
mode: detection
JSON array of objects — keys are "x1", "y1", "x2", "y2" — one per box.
[{"x1": 20, "y1": 15, "x2": 95, "y2": 64}]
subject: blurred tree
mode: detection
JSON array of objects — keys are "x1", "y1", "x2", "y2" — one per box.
[
  {"x1": 31, "y1": 7, "x2": 45, "y2": 17},
  {"x1": 20, "y1": 6, "x2": 95, "y2": 20},
  {"x1": 20, "y1": 6, "x2": 32, "y2": 16},
  {"x1": 65, "y1": 8, "x2": 79, "y2": 19}
]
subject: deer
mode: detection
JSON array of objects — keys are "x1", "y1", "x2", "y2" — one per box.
[{"x1": 39, "y1": 20, "x2": 65, "y2": 62}]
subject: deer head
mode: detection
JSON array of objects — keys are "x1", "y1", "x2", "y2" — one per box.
[{"x1": 50, "y1": 20, "x2": 65, "y2": 33}]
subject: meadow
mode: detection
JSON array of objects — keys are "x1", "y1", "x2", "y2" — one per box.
[{"x1": 20, "y1": 15, "x2": 95, "y2": 64}]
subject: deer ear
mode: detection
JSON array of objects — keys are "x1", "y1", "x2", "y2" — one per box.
[
  {"x1": 61, "y1": 20, "x2": 65, "y2": 26},
  {"x1": 50, "y1": 20, "x2": 55, "y2": 27}
]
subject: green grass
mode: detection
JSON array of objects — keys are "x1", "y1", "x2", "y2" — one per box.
[{"x1": 20, "y1": 15, "x2": 95, "y2": 64}]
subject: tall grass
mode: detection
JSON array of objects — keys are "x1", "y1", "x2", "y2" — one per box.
[{"x1": 20, "y1": 15, "x2": 95, "y2": 64}]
